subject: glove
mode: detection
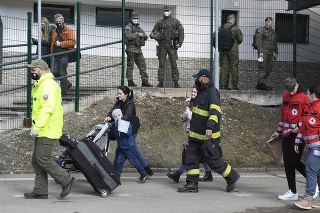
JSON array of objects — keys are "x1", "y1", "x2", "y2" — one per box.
[{"x1": 31, "y1": 128, "x2": 39, "y2": 137}]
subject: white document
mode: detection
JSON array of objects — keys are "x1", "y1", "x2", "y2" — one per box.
[{"x1": 118, "y1": 119, "x2": 130, "y2": 133}]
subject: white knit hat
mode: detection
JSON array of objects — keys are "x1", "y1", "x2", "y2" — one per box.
[{"x1": 112, "y1": 109, "x2": 123, "y2": 118}]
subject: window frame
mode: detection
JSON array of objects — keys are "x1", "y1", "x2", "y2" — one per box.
[
  {"x1": 33, "y1": 3, "x2": 75, "y2": 25},
  {"x1": 96, "y1": 7, "x2": 133, "y2": 27},
  {"x1": 275, "y1": 13, "x2": 309, "y2": 44}
]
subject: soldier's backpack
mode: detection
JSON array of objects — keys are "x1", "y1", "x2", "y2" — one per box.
[
  {"x1": 218, "y1": 25, "x2": 235, "y2": 52},
  {"x1": 252, "y1": 27, "x2": 263, "y2": 50}
]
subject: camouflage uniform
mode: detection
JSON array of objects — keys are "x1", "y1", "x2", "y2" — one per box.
[
  {"x1": 150, "y1": 6, "x2": 184, "y2": 87},
  {"x1": 214, "y1": 21, "x2": 243, "y2": 89},
  {"x1": 125, "y1": 12, "x2": 152, "y2": 87},
  {"x1": 256, "y1": 23, "x2": 278, "y2": 86}
]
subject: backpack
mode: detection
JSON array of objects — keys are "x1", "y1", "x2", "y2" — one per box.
[
  {"x1": 218, "y1": 25, "x2": 235, "y2": 52},
  {"x1": 252, "y1": 27, "x2": 262, "y2": 50}
]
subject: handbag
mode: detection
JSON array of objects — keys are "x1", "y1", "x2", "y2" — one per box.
[{"x1": 131, "y1": 115, "x2": 141, "y2": 134}]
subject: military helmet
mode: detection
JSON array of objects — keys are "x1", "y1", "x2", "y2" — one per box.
[
  {"x1": 131, "y1": 12, "x2": 139, "y2": 19},
  {"x1": 164, "y1": 5, "x2": 171, "y2": 11}
]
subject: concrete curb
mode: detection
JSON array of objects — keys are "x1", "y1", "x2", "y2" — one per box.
[{"x1": 0, "y1": 167, "x2": 284, "y2": 175}]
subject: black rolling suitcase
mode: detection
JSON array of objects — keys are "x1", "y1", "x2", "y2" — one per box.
[{"x1": 59, "y1": 134, "x2": 121, "y2": 197}]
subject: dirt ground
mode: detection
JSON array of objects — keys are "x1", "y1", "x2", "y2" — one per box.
[{"x1": 0, "y1": 93, "x2": 282, "y2": 173}]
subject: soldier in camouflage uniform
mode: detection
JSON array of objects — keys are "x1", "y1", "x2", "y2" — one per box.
[
  {"x1": 255, "y1": 17, "x2": 278, "y2": 90},
  {"x1": 150, "y1": 5, "x2": 184, "y2": 88},
  {"x1": 213, "y1": 14, "x2": 243, "y2": 90},
  {"x1": 125, "y1": 12, "x2": 152, "y2": 87}
]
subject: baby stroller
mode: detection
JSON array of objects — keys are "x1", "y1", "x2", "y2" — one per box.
[{"x1": 55, "y1": 123, "x2": 112, "y2": 171}]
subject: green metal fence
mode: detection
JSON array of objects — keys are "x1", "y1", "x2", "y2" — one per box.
[{"x1": 0, "y1": 0, "x2": 320, "y2": 131}]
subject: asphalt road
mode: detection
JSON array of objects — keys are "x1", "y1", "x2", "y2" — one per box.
[{"x1": 0, "y1": 170, "x2": 313, "y2": 213}]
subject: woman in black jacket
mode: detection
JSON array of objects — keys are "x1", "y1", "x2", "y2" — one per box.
[{"x1": 105, "y1": 86, "x2": 153, "y2": 177}]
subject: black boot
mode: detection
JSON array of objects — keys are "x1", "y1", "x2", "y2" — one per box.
[
  {"x1": 174, "y1": 81, "x2": 180, "y2": 88},
  {"x1": 255, "y1": 83, "x2": 272, "y2": 90},
  {"x1": 128, "y1": 80, "x2": 137, "y2": 87},
  {"x1": 156, "y1": 82, "x2": 163, "y2": 88},
  {"x1": 177, "y1": 182, "x2": 198, "y2": 193},
  {"x1": 199, "y1": 171, "x2": 213, "y2": 182},
  {"x1": 142, "y1": 80, "x2": 153, "y2": 87},
  {"x1": 167, "y1": 171, "x2": 181, "y2": 183},
  {"x1": 226, "y1": 171, "x2": 240, "y2": 192},
  {"x1": 144, "y1": 165, "x2": 154, "y2": 177}
]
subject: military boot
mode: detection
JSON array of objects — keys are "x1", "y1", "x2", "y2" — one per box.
[
  {"x1": 128, "y1": 80, "x2": 137, "y2": 87},
  {"x1": 156, "y1": 82, "x2": 164, "y2": 88},
  {"x1": 199, "y1": 171, "x2": 213, "y2": 182},
  {"x1": 167, "y1": 171, "x2": 181, "y2": 183},
  {"x1": 255, "y1": 83, "x2": 272, "y2": 90},
  {"x1": 142, "y1": 80, "x2": 153, "y2": 87},
  {"x1": 177, "y1": 182, "x2": 198, "y2": 193},
  {"x1": 174, "y1": 81, "x2": 180, "y2": 88}
]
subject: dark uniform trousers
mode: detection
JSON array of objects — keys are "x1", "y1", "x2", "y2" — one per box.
[
  {"x1": 219, "y1": 51, "x2": 239, "y2": 87},
  {"x1": 53, "y1": 55, "x2": 69, "y2": 94},
  {"x1": 32, "y1": 137, "x2": 72, "y2": 194},
  {"x1": 282, "y1": 133, "x2": 306, "y2": 193},
  {"x1": 258, "y1": 53, "x2": 274, "y2": 84},
  {"x1": 185, "y1": 140, "x2": 238, "y2": 184},
  {"x1": 157, "y1": 45, "x2": 179, "y2": 82},
  {"x1": 125, "y1": 51, "x2": 148, "y2": 81}
]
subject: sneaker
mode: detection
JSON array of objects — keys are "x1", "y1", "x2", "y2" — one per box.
[
  {"x1": 138, "y1": 174, "x2": 148, "y2": 183},
  {"x1": 278, "y1": 190, "x2": 298, "y2": 200}
]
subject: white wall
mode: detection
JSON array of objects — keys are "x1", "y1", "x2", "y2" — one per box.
[{"x1": 1, "y1": 0, "x2": 319, "y2": 62}]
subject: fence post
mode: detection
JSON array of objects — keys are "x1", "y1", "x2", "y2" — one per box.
[
  {"x1": 121, "y1": 0, "x2": 125, "y2": 87},
  {"x1": 0, "y1": 15, "x2": 3, "y2": 84},
  {"x1": 292, "y1": 0, "x2": 297, "y2": 78},
  {"x1": 23, "y1": 12, "x2": 33, "y2": 128},
  {"x1": 75, "y1": 1, "x2": 81, "y2": 112}
]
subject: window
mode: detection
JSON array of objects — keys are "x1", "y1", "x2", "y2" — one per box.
[
  {"x1": 275, "y1": 13, "x2": 309, "y2": 43},
  {"x1": 96, "y1": 7, "x2": 132, "y2": 27},
  {"x1": 221, "y1": 10, "x2": 238, "y2": 26},
  {"x1": 34, "y1": 3, "x2": 75, "y2": 24}
]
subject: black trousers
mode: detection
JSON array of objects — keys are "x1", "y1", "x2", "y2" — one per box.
[
  {"x1": 185, "y1": 140, "x2": 238, "y2": 184},
  {"x1": 282, "y1": 133, "x2": 306, "y2": 193}
]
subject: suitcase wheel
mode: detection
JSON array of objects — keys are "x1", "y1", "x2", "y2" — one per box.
[{"x1": 101, "y1": 189, "x2": 109, "y2": 198}]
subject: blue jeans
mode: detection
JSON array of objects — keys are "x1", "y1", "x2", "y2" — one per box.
[
  {"x1": 178, "y1": 162, "x2": 211, "y2": 174},
  {"x1": 133, "y1": 134, "x2": 148, "y2": 168},
  {"x1": 305, "y1": 146, "x2": 320, "y2": 196},
  {"x1": 113, "y1": 146, "x2": 146, "y2": 176}
]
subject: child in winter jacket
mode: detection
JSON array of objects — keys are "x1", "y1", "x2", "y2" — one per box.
[{"x1": 110, "y1": 108, "x2": 148, "y2": 183}]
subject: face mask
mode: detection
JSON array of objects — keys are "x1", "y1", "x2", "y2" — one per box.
[
  {"x1": 164, "y1": 11, "x2": 170, "y2": 17},
  {"x1": 195, "y1": 79, "x2": 202, "y2": 87},
  {"x1": 55, "y1": 22, "x2": 63, "y2": 28},
  {"x1": 132, "y1": 19, "x2": 139, "y2": 25},
  {"x1": 31, "y1": 73, "x2": 40, "y2": 80}
]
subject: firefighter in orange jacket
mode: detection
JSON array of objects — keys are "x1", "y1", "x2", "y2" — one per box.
[
  {"x1": 271, "y1": 77, "x2": 309, "y2": 200},
  {"x1": 294, "y1": 84, "x2": 320, "y2": 209}
]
